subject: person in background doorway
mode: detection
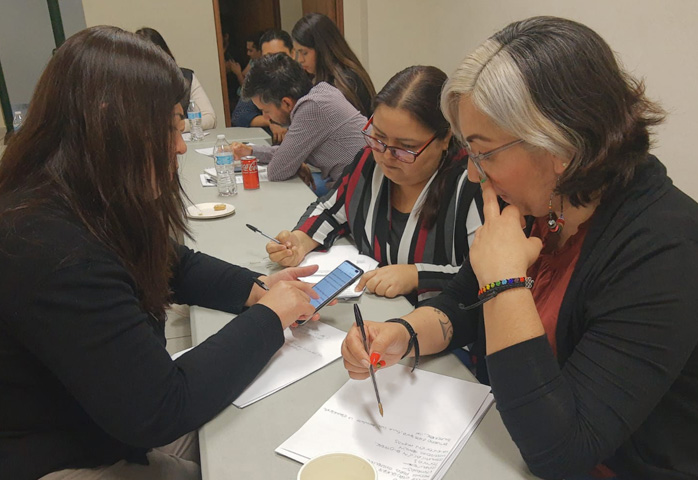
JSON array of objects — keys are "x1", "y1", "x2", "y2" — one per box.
[
  {"x1": 136, "y1": 27, "x2": 216, "y2": 132},
  {"x1": 230, "y1": 53, "x2": 366, "y2": 191},
  {"x1": 227, "y1": 31, "x2": 263, "y2": 89},
  {"x1": 231, "y1": 30, "x2": 294, "y2": 144},
  {"x1": 292, "y1": 13, "x2": 375, "y2": 117}
]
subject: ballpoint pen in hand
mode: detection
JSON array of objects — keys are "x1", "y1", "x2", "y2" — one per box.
[
  {"x1": 246, "y1": 224, "x2": 282, "y2": 244},
  {"x1": 354, "y1": 303, "x2": 383, "y2": 417},
  {"x1": 252, "y1": 277, "x2": 269, "y2": 291}
]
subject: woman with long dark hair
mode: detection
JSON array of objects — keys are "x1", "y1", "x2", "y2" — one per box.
[
  {"x1": 292, "y1": 13, "x2": 376, "y2": 117},
  {"x1": 266, "y1": 66, "x2": 482, "y2": 304},
  {"x1": 0, "y1": 26, "x2": 320, "y2": 480},
  {"x1": 136, "y1": 27, "x2": 217, "y2": 132}
]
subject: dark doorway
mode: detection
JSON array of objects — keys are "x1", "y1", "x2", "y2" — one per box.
[
  {"x1": 214, "y1": 0, "x2": 281, "y2": 126},
  {"x1": 302, "y1": 0, "x2": 344, "y2": 34}
]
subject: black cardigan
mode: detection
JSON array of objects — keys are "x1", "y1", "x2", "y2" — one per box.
[
  {"x1": 0, "y1": 204, "x2": 284, "y2": 479},
  {"x1": 426, "y1": 156, "x2": 698, "y2": 480}
]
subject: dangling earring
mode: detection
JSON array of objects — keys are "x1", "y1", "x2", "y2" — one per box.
[{"x1": 547, "y1": 191, "x2": 565, "y2": 234}]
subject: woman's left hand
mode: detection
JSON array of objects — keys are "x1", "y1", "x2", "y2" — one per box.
[
  {"x1": 469, "y1": 179, "x2": 542, "y2": 286},
  {"x1": 249, "y1": 265, "x2": 337, "y2": 318},
  {"x1": 262, "y1": 265, "x2": 319, "y2": 288},
  {"x1": 355, "y1": 265, "x2": 418, "y2": 298}
]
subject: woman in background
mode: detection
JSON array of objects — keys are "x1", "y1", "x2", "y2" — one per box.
[
  {"x1": 267, "y1": 66, "x2": 482, "y2": 304},
  {"x1": 292, "y1": 12, "x2": 375, "y2": 117},
  {"x1": 136, "y1": 27, "x2": 217, "y2": 132},
  {"x1": 0, "y1": 26, "x2": 320, "y2": 480}
]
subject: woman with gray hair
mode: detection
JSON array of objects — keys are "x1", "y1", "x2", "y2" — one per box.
[{"x1": 341, "y1": 16, "x2": 698, "y2": 480}]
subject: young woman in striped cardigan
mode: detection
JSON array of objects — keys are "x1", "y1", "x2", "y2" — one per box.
[{"x1": 266, "y1": 66, "x2": 482, "y2": 304}]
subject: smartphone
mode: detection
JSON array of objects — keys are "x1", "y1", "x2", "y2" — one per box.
[{"x1": 297, "y1": 260, "x2": 363, "y2": 325}]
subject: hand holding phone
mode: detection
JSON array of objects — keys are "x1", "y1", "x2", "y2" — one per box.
[{"x1": 296, "y1": 260, "x2": 363, "y2": 325}]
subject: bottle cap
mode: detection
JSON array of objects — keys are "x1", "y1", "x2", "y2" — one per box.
[
  {"x1": 217, "y1": 134, "x2": 225, "y2": 139},
  {"x1": 14, "y1": 111, "x2": 21, "y2": 115}
]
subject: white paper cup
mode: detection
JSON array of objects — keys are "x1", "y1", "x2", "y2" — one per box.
[{"x1": 297, "y1": 453, "x2": 377, "y2": 480}]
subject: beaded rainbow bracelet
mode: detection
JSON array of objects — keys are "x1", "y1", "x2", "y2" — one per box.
[
  {"x1": 478, "y1": 276, "x2": 534, "y2": 298},
  {"x1": 463, "y1": 276, "x2": 535, "y2": 311}
]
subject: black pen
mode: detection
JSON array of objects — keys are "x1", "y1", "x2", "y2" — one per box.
[
  {"x1": 252, "y1": 277, "x2": 270, "y2": 291},
  {"x1": 246, "y1": 224, "x2": 282, "y2": 244},
  {"x1": 354, "y1": 304, "x2": 383, "y2": 417}
]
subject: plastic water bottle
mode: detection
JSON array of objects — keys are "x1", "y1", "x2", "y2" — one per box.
[
  {"x1": 12, "y1": 111, "x2": 23, "y2": 131},
  {"x1": 213, "y1": 134, "x2": 237, "y2": 196},
  {"x1": 187, "y1": 101, "x2": 203, "y2": 141}
]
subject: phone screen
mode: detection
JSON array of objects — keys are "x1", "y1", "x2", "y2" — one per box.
[{"x1": 310, "y1": 260, "x2": 363, "y2": 311}]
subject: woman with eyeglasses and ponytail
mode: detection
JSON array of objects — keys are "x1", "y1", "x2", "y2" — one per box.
[{"x1": 266, "y1": 66, "x2": 482, "y2": 304}]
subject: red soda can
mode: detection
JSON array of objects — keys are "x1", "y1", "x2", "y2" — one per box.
[{"x1": 241, "y1": 155, "x2": 260, "y2": 190}]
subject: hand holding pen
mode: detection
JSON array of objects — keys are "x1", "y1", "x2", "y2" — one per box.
[
  {"x1": 265, "y1": 230, "x2": 313, "y2": 267},
  {"x1": 354, "y1": 304, "x2": 384, "y2": 417},
  {"x1": 246, "y1": 224, "x2": 281, "y2": 244},
  {"x1": 251, "y1": 266, "x2": 321, "y2": 329}
]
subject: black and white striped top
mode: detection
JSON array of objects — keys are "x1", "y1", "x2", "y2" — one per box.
[{"x1": 295, "y1": 147, "x2": 483, "y2": 303}]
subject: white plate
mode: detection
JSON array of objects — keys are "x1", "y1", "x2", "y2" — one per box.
[{"x1": 187, "y1": 202, "x2": 235, "y2": 219}]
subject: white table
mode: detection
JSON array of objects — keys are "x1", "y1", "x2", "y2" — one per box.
[{"x1": 181, "y1": 127, "x2": 538, "y2": 480}]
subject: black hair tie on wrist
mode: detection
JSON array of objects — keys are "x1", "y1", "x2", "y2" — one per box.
[{"x1": 385, "y1": 318, "x2": 419, "y2": 372}]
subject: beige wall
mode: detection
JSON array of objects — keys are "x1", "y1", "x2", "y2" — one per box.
[
  {"x1": 347, "y1": 0, "x2": 698, "y2": 200},
  {"x1": 81, "y1": 0, "x2": 224, "y2": 126},
  {"x1": 279, "y1": 0, "x2": 303, "y2": 32},
  {"x1": 344, "y1": 0, "x2": 369, "y2": 69}
]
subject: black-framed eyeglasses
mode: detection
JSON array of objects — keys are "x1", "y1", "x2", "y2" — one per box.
[
  {"x1": 463, "y1": 138, "x2": 523, "y2": 182},
  {"x1": 361, "y1": 115, "x2": 437, "y2": 164}
]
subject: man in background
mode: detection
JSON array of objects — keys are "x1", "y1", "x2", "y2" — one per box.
[
  {"x1": 231, "y1": 29, "x2": 294, "y2": 144},
  {"x1": 230, "y1": 53, "x2": 366, "y2": 190}
]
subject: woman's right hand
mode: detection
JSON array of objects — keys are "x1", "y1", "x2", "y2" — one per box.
[
  {"x1": 257, "y1": 280, "x2": 319, "y2": 329},
  {"x1": 266, "y1": 230, "x2": 318, "y2": 267},
  {"x1": 341, "y1": 321, "x2": 410, "y2": 380}
]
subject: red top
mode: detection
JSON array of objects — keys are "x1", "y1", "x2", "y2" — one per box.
[
  {"x1": 527, "y1": 217, "x2": 590, "y2": 356},
  {"x1": 528, "y1": 216, "x2": 615, "y2": 478}
]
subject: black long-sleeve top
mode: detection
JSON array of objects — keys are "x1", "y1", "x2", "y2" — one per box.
[
  {"x1": 425, "y1": 156, "x2": 698, "y2": 480},
  {"x1": 0, "y1": 204, "x2": 285, "y2": 479}
]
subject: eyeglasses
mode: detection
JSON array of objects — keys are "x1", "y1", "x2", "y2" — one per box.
[
  {"x1": 361, "y1": 116, "x2": 437, "y2": 164},
  {"x1": 463, "y1": 138, "x2": 523, "y2": 182}
]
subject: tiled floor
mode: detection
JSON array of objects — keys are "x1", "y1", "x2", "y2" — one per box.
[{"x1": 165, "y1": 304, "x2": 193, "y2": 356}]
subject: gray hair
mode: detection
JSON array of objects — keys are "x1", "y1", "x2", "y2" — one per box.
[{"x1": 442, "y1": 16, "x2": 664, "y2": 205}]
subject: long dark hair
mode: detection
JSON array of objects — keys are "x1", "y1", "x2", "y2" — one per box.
[
  {"x1": 0, "y1": 26, "x2": 189, "y2": 318},
  {"x1": 374, "y1": 66, "x2": 463, "y2": 230},
  {"x1": 292, "y1": 13, "x2": 375, "y2": 116},
  {"x1": 135, "y1": 27, "x2": 175, "y2": 60}
]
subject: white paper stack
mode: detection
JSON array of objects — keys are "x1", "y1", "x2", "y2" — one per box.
[
  {"x1": 232, "y1": 321, "x2": 346, "y2": 407},
  {"x1": 298, "y1": 245, "x2": 379, "y2": 299},
  {"x1": 276, "y1": 364, "x2": 494, "y2": 480}
]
